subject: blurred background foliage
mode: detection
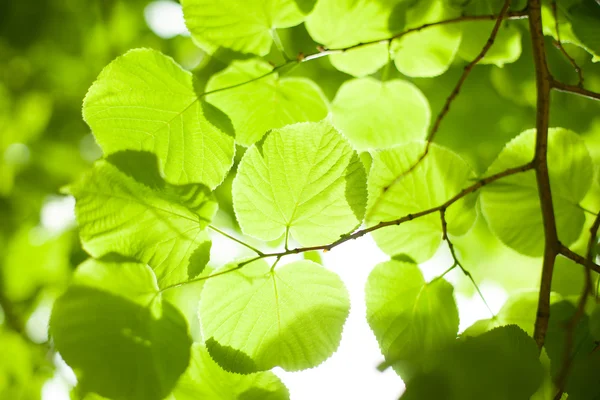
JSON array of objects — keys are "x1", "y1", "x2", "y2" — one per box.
[{"x1": 1, "y1": 0, "x2": 600, "y2": 398}]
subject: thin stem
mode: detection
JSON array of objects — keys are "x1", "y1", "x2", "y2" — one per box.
[
  {"x1": 432, "y1": 264, "x2": 459, "y2": 283},
  {"x1": 552, "y1": 80, "x2": 600, "y2": 102},
  {"x1": 159, "y1": 256, "x2": 261, "y2": 292},
  {"x1": 554, "y1": 211, "x2": 600, "y2": 394},
  {"x1": 558, "y1": 243, "x2": 600, "y2": 274},
  {"x1": 440, "y1": 209, "x2": 495, "y2": 318},
  {"x1": 270, "y1": 256, "x2": 282, "y2": 272},
  {"x1": 551, "y1": 0, "x2": 584, "y2": 87},
  {"x1": 368, "y1": 0, "x2": 515, "y2": 216},
  {"x1": 284, "y1": 227, "x2": 290, "y2": 252},
  {"x1": 260, "y1": 162, "x2": 534, "y2": 258},
  {"x1": 271, "y1": 28, "x2": 290, "y2": 61},
  {"x1": 163, "y1": 163, "x2": 534, "y2": 292},
  {"x1": 529, "y1": 0, "x2": 559, "y2": 351},
  {"x1": 208, "y1": 225, "x2": 264, "y2": 256},
  {"x1": 326, "y1": 10, "x2": 528, "y2": 55},
  {"x1": 197, "y1": 12, "x2": 529, "y2": 100}
]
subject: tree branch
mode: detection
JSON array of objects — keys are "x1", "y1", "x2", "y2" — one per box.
[
  {"x1": 260, "y1": 162, "x2": 534, "y2": 258},
  {"x1": 161, "y1": 163, "x2": 534, "y2": 292},
  {"x1": 440, "y1": 209, "x2": 494, "y2": 317},
  {"x1": 529, "y1": 0, "x2": 560, "y2": 350},
  {"x1": 200, "y1": 11, "x2": 529, "y2": 98},
  {"x1": 558, "y1": 243, "x2": 600, "y2": 274},
  {"x1": 552, "y1": 80, "x2": 600, "y2": 102}
]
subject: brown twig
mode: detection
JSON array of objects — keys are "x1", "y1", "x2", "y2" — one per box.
[
  {"x1": 551, "y1": 0, "x2": 584, "y2": 86},
  {"x1": 173, "y1": 162, "x2": 535, "y2": 293},
  {"x1": 552, "y1": 80, "x2": 600, "y2": 102},
  {"x1": 558, "y1": 243, "x2": 600, "y2": 274},
  {"x1": 554, "y1": 212, "x2": 600, "y2": 395},
  {"x1": 440, "y1": 209, "x2": 494, "y2": 316},
  {"x1": 529, "y1": 0, "x2": 560, "y2": 350},
  {"x1": 202, "y1": 11, "x2": 529, "y2": 98},
  {"x1": 369, "y1": 0, "x2": 516, "y2": 215}
]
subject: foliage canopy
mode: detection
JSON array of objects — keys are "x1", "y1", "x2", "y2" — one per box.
[{"x1": 2, "y1": 0, "x2": 600, "y2": 399}]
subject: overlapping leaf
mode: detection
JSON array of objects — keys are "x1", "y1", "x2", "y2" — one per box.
[
  {"x1": 366, "y1": 260, "x2": 459, "y2": 379},
  {"x1": 542, "y1": 0, "x2": 600, "y2": 61},
  {"x1": 206, "y1": 59, "x2": 328, "y2": 146},
  {"x1": 305, "y1": 0, "x2": 397, "y2": 49},
  {"x1": 367, "y1": 142, "x2": 476, "y2": 262},
  {"x1": 50, "y1": 259, "x2": 192, "y2": 400},
  {"x1": 480, "y1": 128, "x2": 593, "y2": 256},
  {"x1": 401, "y1": 325, "x2": 544, "y2": 400},
  {"x1": 233, "y1": 121, "x2": 367, "y2": 246},
  {"x1": 69, "y1": 151, "x2": 216, "y2": 288},
  {"x1": 181, "y1": 0, "x2": 312, "y2": 55},
  {"x1": 83, "y1": 48, "x2": 234, "y2": 188},
  {"x1": 331, "y1": 77, "x2": 430, "y2": 151},
  {"x1": 199, "y1": 259, "x2": 350, "y2": 373},
  {"x1": 170, "y1": 344, "x2": 289, "y2": 400}
]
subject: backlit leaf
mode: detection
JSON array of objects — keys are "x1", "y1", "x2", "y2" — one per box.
[
  {"x1": 480, "y1": 128, "x2": 593, "y2": 256},
  {"x1": 233, "y1": 121, "x2": 367, "y2": 246},
  {"x1": 331, "y1": 77, "x2": 430, "y2": 151},
  {"x1": 206, "y1": 59, "x2": 328, "y2": 146},
  {"x1": 69, "y1": 151, "x2": 216, "y2": 288},
  {"x1": 83, "y1": 48, "x2": 234, "y2": 188},
  {"x1": 367, "y1": 142, "x2": 476, "y2": 262},
  {"x1": 181, "y1": 0, "x2": 309, "y2": 55},
  {"x1": 366, "y1": 260, "x2": 459, "y2": 379},
  {"x1": 199, "y1": 259, "x2": 349, "y2": 373},
  {"x1": 50, "y1": 259, "x2": 192, "y2": 400}
]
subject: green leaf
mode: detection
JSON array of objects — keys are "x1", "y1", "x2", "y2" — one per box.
[
  {"x1": 233, "y1": 121, "x2": 367, "y2": 246},
  {"x1": 402, "y1": 325, "x2": 544, "y2": 400},
  {"x1": 83, "y1": 48, "x2": 234, "y2": 188},
  {"x1": 392, "y1": 0, "x2": 462, "y2": 77},
  {"x1": 331, "y1": 78, "x2": 430, "y2": 151},
  {"x1": 542, "y1": 0, "x2": 600, "y2": 61},
  {"x1": 567, "y1": 0, "x2": 600, "y2": 60},
  {"x1": 544, "y1": 300, "x2": 595, "y2": 378},
  {"x1": 206, "y1": 59, "x2": 329, "y2": 146},
  {"x1": 2, "y1": 226, "x2": 71, "y2": 301},
  {"x1": 0, "y1": 330, "x2": 41, "y2": 399},
  {"x1": 480, "y1": 128, "x2": 593, "y2": 256},
  {"x1": 170, "y1": 343, "x2": 289, "y2": 400},
  {"x1": 305, "y1": 0, "x2": 397, "y2": 49},
  {"x1": 50, "y1": 259, "x2": 192, "y2": 400},
  {"x1": 365, "y1": 260, "x2": 459, "y2": 379},
  {"x1": 329, "y1": 43, "x2": 390, "y2": 77},
  {"x1": 199, "y1": 259, "x2": 350, "y2": 373},
  {"x1": 181, "y1": 0, "x2": 308, "y2": 55},
  {"x1": 69, "y1": 151, "x2": 217, "y2": 288},
  {"x1": 367, "y1": 142, "x2": 476, "y2": 262}
]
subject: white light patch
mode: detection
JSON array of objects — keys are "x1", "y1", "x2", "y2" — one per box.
[
  {"x1": 25, "y1": 299, "x2": 53, "y2": 344},
  {"x1": 144, "y1": 0, "x2": 190, "y2": 39},
  {"x1": 41, "y1": 374, "x2": 71, "y2": 400},
  {"x1": 457, "y1": 281, "x2": 508, "y2": 333},
  {"x1": 40, "y1": 195, "x2": 76, "y2": 233}
]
